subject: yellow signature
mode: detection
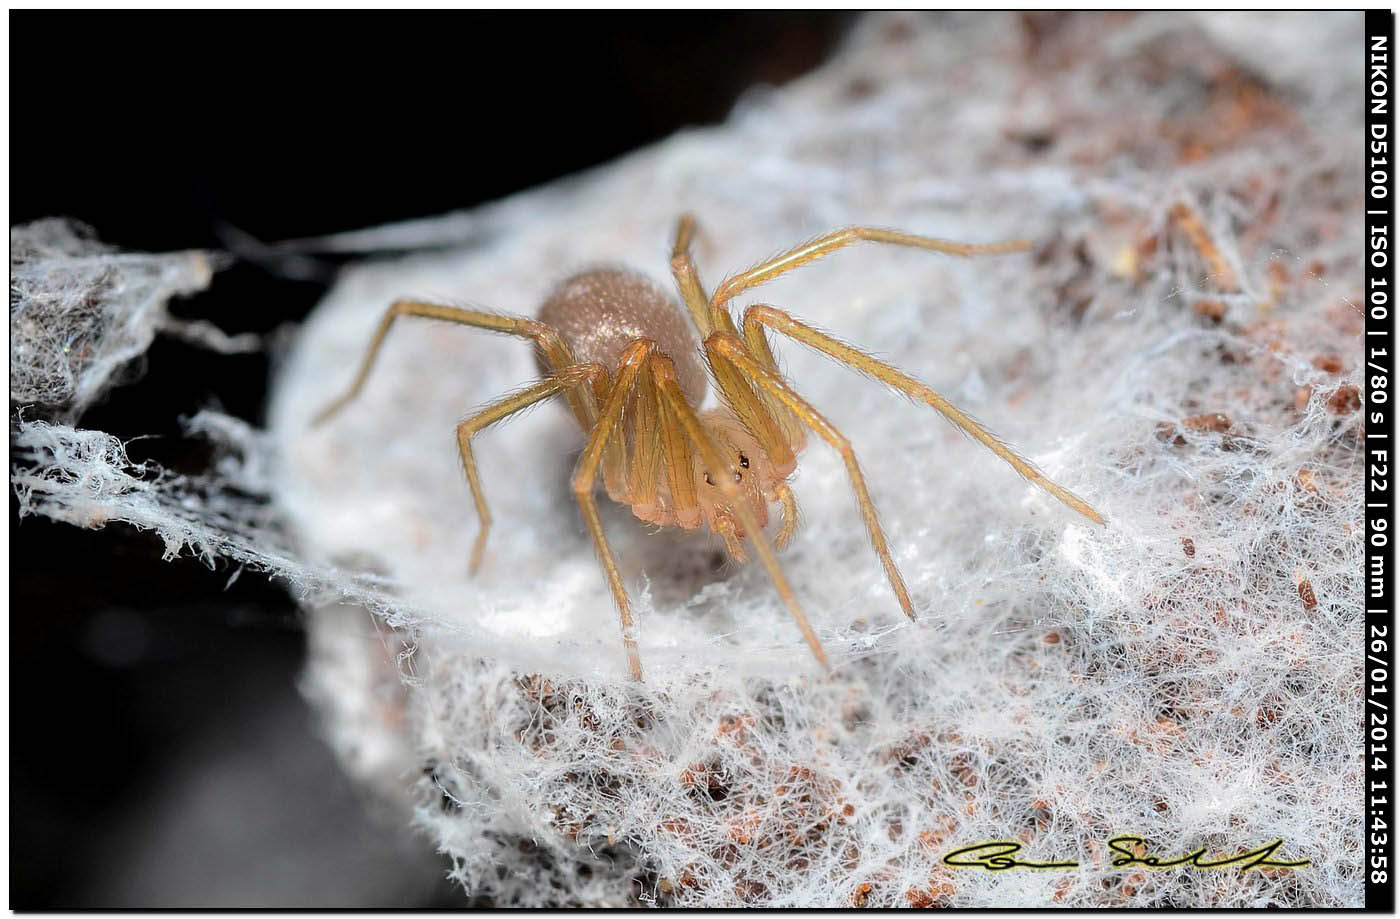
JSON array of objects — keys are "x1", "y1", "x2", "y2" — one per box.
[{"x1": 943, "y1": 837, "x2": 1311, "y2": 873}]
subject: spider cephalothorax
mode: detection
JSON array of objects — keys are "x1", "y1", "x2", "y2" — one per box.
[{"x1": 314, "y1": 216, "x2": 1104, "y2": 680}]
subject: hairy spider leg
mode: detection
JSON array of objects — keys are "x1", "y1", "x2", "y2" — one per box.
[
  {"x1": 730, "y1": 307, "x2": 807, "y2": 450},
  {"x1": 670, "y1": 218, "x2": 804, "y2": 463},
  {"x1": 710, "y1": 226, "x2": 1032, "y2": 319},
  {"x1": 740, "y1": 305, "x2": 1106, "y2": 525},
  {"x1": 623, "y1": 359, "x2": 664, "y2": 512},
  {"x1": 456, "y1": 362, "x2": 608, "y2": 574},
  {"x1": 653, "y1": 354, "x2": 830, "y2": 669},
  {"x1": 656, "y1": 366, "x2": 701, "y2": 530},
  {"x1": 706, "y1": 333, "x2": 917, "y2": 622},
  {"x1": 313, "y1": 300, "x2": 600, "y2": 431},
  {"x1": 671, "y1": 213, "x2": 698, "y2": 258},
  {"x1": 670, "y1": 214, "x2": 719, "y2": 340},
  {"x1": 571, "y1": 339, "x2": 657, "y2": 681}
]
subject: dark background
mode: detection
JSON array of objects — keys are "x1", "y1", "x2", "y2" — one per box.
[{"x1": 10, "y1": 13, "x2": 855, "y2": 907}]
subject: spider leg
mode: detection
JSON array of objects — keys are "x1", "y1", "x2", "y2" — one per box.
[
  {"x1": 623, "y1": 361, "x2": 664, "y2": 513},
  {"x1": 571, "y1": 339, "x2": 656, "y2": 681},
  {"x1": 711, "y1": 226, "x2": 1030, "y2": 314},
  {"x1": 665, "y1": 227, "x2": 801, "y2": 469},
  {"x1": 670, "y1": 216, "x2": 804, "y2": 472},
  {"x1": 741, "y1": 304, "x2": 1105, "y2": 525},
  {"x1": 653, "y1": 354, "x2": 830, "y2": 668},
  {"x1": 708, "y1": 352, "x2": 798, "y2": 474},
  {"x1": 669, "y1": 213, "x2": 728, "y2": 341},
  {"x1": 313, "y1": 299, "x2": 597, "y2": 429},
  {"x1": 706, "y1": 333, "x2": 916, "y2": 623},
  {"x1": 456, "y1": 362, "x2": 607, "y2": 574},
  {"x1": 671, "y1": 213, "x2": 698, "y2": 260},
  {"x1": 656, "y1": 368, "x2": 701, "y2": 530}
]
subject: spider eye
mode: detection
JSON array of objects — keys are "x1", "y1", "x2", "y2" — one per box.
[
  {"x1": 738, "y1": 452, "x2": 750, "y2": 469},
  {"x1": 703, "y1": 471, "x2": 714, "y2": 486}
]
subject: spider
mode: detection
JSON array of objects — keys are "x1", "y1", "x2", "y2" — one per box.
[{"x1": 313, "y1": 216, "x2": 1104, "y2": 680}]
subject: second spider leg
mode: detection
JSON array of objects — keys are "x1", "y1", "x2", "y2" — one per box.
[
  {"x1": 707, "y1": 333, "x2": 917, "y2": 623},
  {"x1": 741, "y1": 304, "x2": 1105, "y2": 525},
  {"x1": 313, "y1": 299, "x2": 596, "y2": 429},
  {"x1": 456, "y1": 362, "x2": 607, "y2": 574},
  {"x1": 571, "y1": 340, "x2": 657, "y2": 681},
  {"x1": 669, "y1": 213, "x2": 725, "y2": 340},
  {"x1": 711, "y1": 226, "x2": 1031, "y2": 316}
]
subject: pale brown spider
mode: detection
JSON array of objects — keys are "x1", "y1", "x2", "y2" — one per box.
[{"x1": 314, "y1": 216, "x2": 1104, "y2": 680}]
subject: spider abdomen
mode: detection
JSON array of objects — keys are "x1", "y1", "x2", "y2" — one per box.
[{"x1": 536, "y1": 268, "x2": 708, "y2": 405}]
